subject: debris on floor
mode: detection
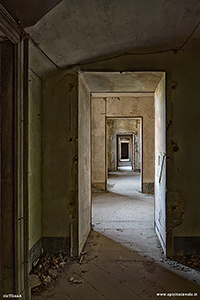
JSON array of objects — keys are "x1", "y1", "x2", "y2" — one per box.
[
  {"x1": 29, "y1": 274, "x2": 41, "y2": 289},
  {"x1": 78, "y1": 255, "x2": 84, "y2": 264},
  {"x1": 30, "y1": 250, "x2": 89, "y2": 294},
  {"x1": 158, "y1": 243, "x2": 200, "y2": 273},
  {"x1": 49, "y1": 268, "x2": 58, "y2": 278},
  {"x1": 78, "y1": 250, "x2": 87, "y2": 264},
  {"x1": 30, "y1": 252, "x2": 70, "y2": 293},
  {"x1": 107, "y1": 182, "x2": 115, "y2": 188},
  {"x1": 172, "y1": 254, "x2": 200, "y2": 272},
  {"x1": 69, "y1": 277, "x2": 83, "y2": 284}
]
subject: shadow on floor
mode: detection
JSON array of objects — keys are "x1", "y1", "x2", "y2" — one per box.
[{"x1": 32, "y1": 231, "x2": 200, "y2": 300}]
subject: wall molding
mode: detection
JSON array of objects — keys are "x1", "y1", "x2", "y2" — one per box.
[
  {"x1": 0, "y1": 4, "x2": 30, "y2": 299},
  {"x1": 0, "y1": 4, "x2": 25, "y2": 43}
]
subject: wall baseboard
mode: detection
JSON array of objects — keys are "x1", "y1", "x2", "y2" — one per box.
[
  {"x1": 143, "y1": 182, "x2": 154, "y2": 194},
  {"x1": 174, "y1": 236, "x2": 200, "y2": 255},
  {"x1": 29, "y1": 237, "x2": 70, "y2": 272},
  {"x1": 92, "y1": 182, "x2": 106, "y2": 193},
  {"x1": 42, "y1": 237, "x2": 70, "y2": 256}
]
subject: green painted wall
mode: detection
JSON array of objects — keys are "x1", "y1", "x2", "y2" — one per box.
[
  {"x1": 28, "y1": 70, "x2": 42, "y2": 250},
  {"x1": 38, "y1": 41, "x2": 200, "y2": 256},
  {"x1": 77, "y1": 44, "x2": 200, "y2": 252},
  {"x1": 41, "y1": 70, "x2": 78, "y2": 256}
]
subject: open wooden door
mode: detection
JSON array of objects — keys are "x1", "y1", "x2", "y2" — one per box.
[
  {"x1": 78, "y1": 75, "x2": 91, "y2": 255},
  {"x1": 154, "y1": 74, "x2": 167, "y2": 254}
]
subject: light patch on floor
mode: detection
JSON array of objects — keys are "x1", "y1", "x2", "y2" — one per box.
[{"x1": 118, "y1": 166, "x2": 132, "y2": 170}]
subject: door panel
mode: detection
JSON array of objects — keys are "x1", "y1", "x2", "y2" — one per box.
[{"x1": 154, "y1": 74, "x2": 166, "y2": 254}]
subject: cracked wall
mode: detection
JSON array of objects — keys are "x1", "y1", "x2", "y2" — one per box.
[
  {"x1": 29, "y1": 41, "x2": 200, "y2": 257},
  {"x1": 78, "y1": 43, "x2": 200, "y2": 255}
]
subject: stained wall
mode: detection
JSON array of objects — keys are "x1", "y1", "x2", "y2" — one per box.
[
  {"x1": 29, "y1": 42, "x2": 200, "y2": 257},
  {"x1": 41, "y1": 70, "x2": 78, "y2": 256},
  {"x1": 91, "y1": 98, "x2": 106, "y2": 193}
]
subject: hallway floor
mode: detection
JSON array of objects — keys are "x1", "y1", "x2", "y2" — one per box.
[{"x1": 32, "y1": 170, "x2": 200, "y2": 299}]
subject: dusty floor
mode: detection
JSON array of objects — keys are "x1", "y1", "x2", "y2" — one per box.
[
  {"x1": 92, "y1": 170, "x2": 200, "y2": 280},
  {"x1": 32, "y1": 169, "x2": 200, "y2": 299}
]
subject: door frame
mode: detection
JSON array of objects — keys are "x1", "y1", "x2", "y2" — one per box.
[
  {"x1": 116, "y1": 134, "x2": 133, "y2": 169},
  {"x1": 0, "y1": 4, "x2": 30, "y2": 298},
  {"x1": 83, "y1": 71, "x2": 170, "y2": 256}
]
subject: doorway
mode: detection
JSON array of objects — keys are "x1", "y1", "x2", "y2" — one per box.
[
  {"x1": 78, "y1": 71, "x2": 166, "y2": 256},
  {"x1": 117, "y1": 134, "x2": 133, "y2": 170},
  {"x1": 106, "y1": 118, "x2": 142, "y2": 192}
]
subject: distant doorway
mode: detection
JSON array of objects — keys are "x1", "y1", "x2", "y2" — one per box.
[
  {"x1": 121, "y1": 142, "x2": 129, "y2": 159},
  {"x1": 117, "y1": 134, "x2": 133, "y2": 170}
]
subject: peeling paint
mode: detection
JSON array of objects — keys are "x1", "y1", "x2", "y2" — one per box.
[
  {"x1": 167, "y1": 189, "x2": 187, "y2": 230},
  {"x1": 172, "y1": 142, "x2": 179, "y2": 152},
  {"x1": 67, "y1": 190, "x2": 77, "y2": 218},
  {"x1": 172, "y1": 80, "x2": 178, "y2": 90}
]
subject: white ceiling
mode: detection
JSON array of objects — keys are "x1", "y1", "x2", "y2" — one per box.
[{"x1": 24, "y1": 0, "x2": 200, "y2": 75}]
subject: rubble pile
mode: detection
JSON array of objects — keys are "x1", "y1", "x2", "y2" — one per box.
[
  {"x1": 172, "y1": 254, "x2": 200, "y2": 272},
  {"x1": 30, "y1": 252, "x2": 70, "y2": 293}
]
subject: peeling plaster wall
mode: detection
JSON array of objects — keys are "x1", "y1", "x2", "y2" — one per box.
[
  {"x1": 134, "y1": 120, "x2": 141, "y2": 172},
  {"x1": 32, "y1": 44, "x2": 200, "y2": 256},
  {"x1": 42, "y1": 70, "x2": 78, "y2": 256},
  {"x1": 107, "y1": 118, "x2": 141, "y2": 172},
  {"x1": 78, "y1": 77, "x2": 91, "y2": 254},
  {"x1": 91, "y1": 98, "x2": 106, "y2": 193},
  {"x1": 79, "y1": 44, "x2": 200, "y2": 255},
  {"x1": 28, "y1": 70, "x2": 42, "y2": 264}
]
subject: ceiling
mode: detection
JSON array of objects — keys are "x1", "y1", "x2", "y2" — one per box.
[
  {"x1": 2, "y1": 0, "x2": 200, "y2": 75},
  {"x1": 1, "y1": 0, "x2": 62, "y2": 27},
  {"x1": 80, "y1": 72, "x2": 164, "y2": 93}
]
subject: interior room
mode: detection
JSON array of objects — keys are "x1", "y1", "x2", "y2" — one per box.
[{"x1": 1, "y1": 1, "x2": 200, "y2": 299}]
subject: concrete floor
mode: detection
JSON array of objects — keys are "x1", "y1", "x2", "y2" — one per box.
[
  {"x1": 93, "y1": 170, "x2": 200, "y2": 282},
  {"x1": 92, "y1": 170, "x2": 157, "y2": 258},
  {"x1": 32, "y1": 170, "x2": 200, "y2": 299}
]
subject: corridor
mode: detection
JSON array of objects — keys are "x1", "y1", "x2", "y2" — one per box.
[
  {"x1": 92, "y1": 170, "x2": 200, "y2": 276},
  {"x1": 32, "y1": 171, "x2": 200, "y2": 300},
  {"x1": 92, "y1": 170, "x2": 157, "y2": 258}
]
